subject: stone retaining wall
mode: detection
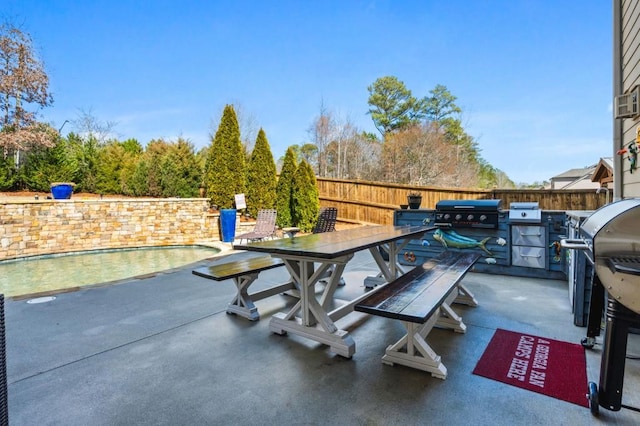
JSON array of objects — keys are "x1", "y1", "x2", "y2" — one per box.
[{"x1": 0, "y1": 198, "x2": 231, "y2": 260}]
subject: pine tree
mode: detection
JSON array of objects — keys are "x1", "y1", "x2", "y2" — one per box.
[
  {"x1": 21, "y1": 138, "x2": 75, "y2": 191},
  {"x1": 292, "y1": 160, "x2": 320, "y2": 232},
  {"x1": 246, "y1": 128, "x2": 277, "y2": 217},
  {"x1": 205, "y1": 105, "x2": 246, "y2": 208},
  {"x1": 159, "y1": 138, "x2": 202, "y2": 198},
  {"x1": 275, "y1": 147, "x2": 298, "y2": 228}
]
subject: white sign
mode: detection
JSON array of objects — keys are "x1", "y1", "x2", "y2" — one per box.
[{"x1": 234, "y1": 193, "x2": 246, "y2": 210}]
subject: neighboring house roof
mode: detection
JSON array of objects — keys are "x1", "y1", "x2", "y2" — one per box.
[
  {"x1": 550, "y1": 163, "x2": 600, "y2": 190},
  {"x1": 561, "y1": 175, "x2": 598, "y2": 190},
  {"x1": 550, "y1": 157, "x2": 614, "y2": 190},
  {"x1": 591, "y1": 157, "x2": 614, "y2": 186},
  {"x1": 553, "y1": 166, "x2": 596, "y2": 180}
]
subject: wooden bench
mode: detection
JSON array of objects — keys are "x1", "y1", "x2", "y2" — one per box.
[
  {"x1": 354, "y1": 251, "x2": 480, "y2": 379},
  {"x1": 192, "y1": 256, "x2": 293, "y2": 321}
]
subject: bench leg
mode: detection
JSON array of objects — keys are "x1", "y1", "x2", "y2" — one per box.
[
  {"x1": 453, "y1": 283, "x2": 478, "y2": 307},
  {"x1": 227, "y1": 274, "x2": 261, "y2": 321},
  {"x1": 227, "y1": 274, "x2": 297, "y2": 322},
  {"x1": 435, "y1": 302, "x2": 466, "y2": 333},
  {"x1": 381, "y1": 314, "x2": 448, "y2": 380}
]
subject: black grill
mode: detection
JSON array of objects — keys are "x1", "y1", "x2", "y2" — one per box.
[{"x1": 434, "y1": 199, "x2": 501, "y2": 229}]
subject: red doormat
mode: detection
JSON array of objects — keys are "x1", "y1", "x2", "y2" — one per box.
[{"x1": 472, "y1": 328, "x2": 588, "y2": 408}]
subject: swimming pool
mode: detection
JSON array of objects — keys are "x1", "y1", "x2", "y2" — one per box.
[{"x1": 0, "y1": 246, "x2": 222, "y2": 298}]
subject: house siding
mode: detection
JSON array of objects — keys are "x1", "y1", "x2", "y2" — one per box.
[{"x1": 617, "y1": 0, "x2": 640, "y2": 197}]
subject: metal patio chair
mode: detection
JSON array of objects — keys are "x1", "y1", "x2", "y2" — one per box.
[
  {"x1": 312, "y1": 208, "x2": 344, "y2": 286},
  {"x1": 312, "y1": 207, "x2": 337, "y2": 234},
  {"x1": 236, "y1": 209, "x2": 278, "y2": 244}
]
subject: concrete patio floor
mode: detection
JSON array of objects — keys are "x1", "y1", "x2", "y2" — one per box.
[{"x1": 5, "y1": 248, "x2": 640, "y2": 425}]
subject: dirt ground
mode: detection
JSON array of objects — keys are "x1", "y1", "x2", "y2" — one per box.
[{"x1": 0, "y1": 191, "x2": 133, "y2": 201}]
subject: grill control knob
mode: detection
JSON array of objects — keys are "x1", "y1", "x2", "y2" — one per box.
[
  {"x1": 521, "y1": 212, "x2": 527, "y2": 217},
  {"x1": 444, "y1": 214, "x2": 450, "y2": 220},
  {"x1": 467, "y1": 214, "x2": 474, "y2": 221},
  {"x1": 455, "y1": 214, "x2": 462, "y2": 220},
  {"x1": 480, "y1": 215, "x2": 487, "y2": 222}
]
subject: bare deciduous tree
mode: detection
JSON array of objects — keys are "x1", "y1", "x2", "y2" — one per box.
[
  {"x1": 383, "y1": 123, "x2": 480, "y2": 187},
  {"x1": 309, "y1": 105, "x2": 379, "y2": 180},
  {"x1": 0, "y1": 23, "x2": 55, "y2": 153},
  {"x1": 72, "y1": 108, "x2": 118, "y2": 144},
  {"x1": 308, "y1": 100, "x2": 333, "y2": 176}
]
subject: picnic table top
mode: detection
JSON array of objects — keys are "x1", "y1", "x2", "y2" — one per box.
[{"x1": 233, "y1": 225, "x2": 433, "y2": 259}]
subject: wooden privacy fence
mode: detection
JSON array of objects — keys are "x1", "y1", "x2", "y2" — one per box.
[{"x1": 317, "y1": 178, "x2": 609, "y2": 225}]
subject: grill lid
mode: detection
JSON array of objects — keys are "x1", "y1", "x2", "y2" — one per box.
[
  {"x1": 580, "y1": 198, "x2": 640, "y2": 244},
  {"x1": 435, "y1": 199, "x2": 502, "y2": 211},
  {"x1": 434, "y1": 199, "x2": 501, "y2": 229},
  {"x1": 583, "y1": 198, "x2": 640, "y2": 314}
]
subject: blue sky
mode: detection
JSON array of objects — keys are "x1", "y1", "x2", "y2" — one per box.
[{"x1": 3, "y1": 0, "x2": 612, "y2": 184}]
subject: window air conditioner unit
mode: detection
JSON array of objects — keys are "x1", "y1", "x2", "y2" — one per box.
[{"x1": 616, "y1": 86, "x2": 640, "y2": 119}]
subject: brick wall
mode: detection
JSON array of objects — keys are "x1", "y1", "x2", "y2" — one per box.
[{"x1": 0, "y1": 198, "x2": 229, "y2": 260}]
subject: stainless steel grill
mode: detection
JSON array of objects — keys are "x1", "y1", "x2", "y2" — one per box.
[
  {"x1": 508, "y1": 201, "x2": 541, "y2": 224},
  {"x1": 561, "y1": 198, "x2": 640, "y2": 414},
  {"x1": 578, "y1": 198, "x2": 640, "y2": 313}
]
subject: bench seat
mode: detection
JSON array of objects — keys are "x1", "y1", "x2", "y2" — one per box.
[
  {"x1": 193, "y1": 255, "x2": 292, "y2": 321},
  {"x1": 355, "y1": 251, "x2": 480, "y2": 379}
]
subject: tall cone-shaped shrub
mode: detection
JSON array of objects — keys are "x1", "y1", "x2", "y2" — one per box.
[
  {"x1": 205, "y1": 105, "x2": 246, "y2": 208},
  {"x1": 275, "y1": 147, "x2": 297, "y2": 228},
  {"x1": 246, "y1": 128, "x2": 277, "y2": 217},
  {"x1": 292, "y1": 159, "x2": 319, "y2": 232}
]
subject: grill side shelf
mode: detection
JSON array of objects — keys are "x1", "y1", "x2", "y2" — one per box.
[{"x1": 606, "y1": 256, "x2": 640, "y2": 276}]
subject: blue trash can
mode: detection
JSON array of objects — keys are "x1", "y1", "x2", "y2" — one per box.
[{"x1": 220, "y1": 209, "x2": 237, "y2": 242}]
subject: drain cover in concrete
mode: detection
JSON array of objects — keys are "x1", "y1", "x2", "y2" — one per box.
[{"x1": 26, "y1": 296, "x2": 57, "y2": 304}]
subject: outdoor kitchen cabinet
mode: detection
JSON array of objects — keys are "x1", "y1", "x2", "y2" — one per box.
[
  {"x1": 393, "y1": 208, "x2": 567, "y2": 280},
  {"x1": 510, "y1": 224, "x2": 546, "y2": 269}
]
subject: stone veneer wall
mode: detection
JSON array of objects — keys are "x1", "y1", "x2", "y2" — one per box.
[{"x1": 0, "y1": 198, "x2": 226, "y2": 260}]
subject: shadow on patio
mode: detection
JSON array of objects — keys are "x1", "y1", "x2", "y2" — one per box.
[{"x1": 5, "y1": 249, "x2": 640, "y2": 425}]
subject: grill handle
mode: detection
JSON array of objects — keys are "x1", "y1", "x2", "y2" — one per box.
[
  {"x1": 560, "y1": 238, "x2": 589, "y2": 250},
  {"x1": 606, "y1": 257, "x2": 640, "y2": 276}
]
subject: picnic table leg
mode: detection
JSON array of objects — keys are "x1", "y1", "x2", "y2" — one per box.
[
  {"x1": 369, "y1": 238, "x2": 411, "y2": 283},
  {"x1": 319, "y1": 263, "x2": 348, "y2": 309},
  {"x1": 269, "y1": 256, "x2": 356, "y2": 358},
  {"x1": 366, "y1": 240, "x2": 405, "y2": 289}
]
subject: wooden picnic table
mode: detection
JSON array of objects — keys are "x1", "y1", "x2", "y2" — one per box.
[{"x1": 233, "y1": 224, "x2": 433, "y2": 357}]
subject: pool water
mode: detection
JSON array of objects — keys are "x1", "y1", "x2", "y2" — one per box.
[{"x1": 0, "y1": 246, "x2": 221, "y2": 298}]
